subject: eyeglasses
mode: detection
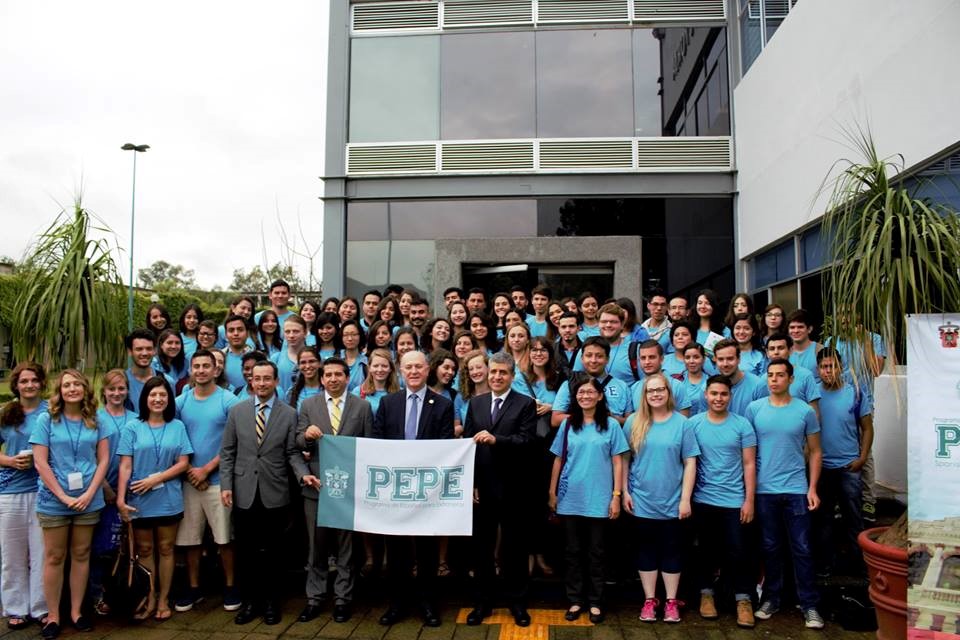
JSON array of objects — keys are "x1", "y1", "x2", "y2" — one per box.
[
  {"x1": 646, "y1": 387, "x2": 668, "y2": 395},
  {"x1": 530, "y1": 347, "x2": 549, "y2": 354},
  {"x1": 765, "y1": 312, "x2": 783, "y2": 318}
]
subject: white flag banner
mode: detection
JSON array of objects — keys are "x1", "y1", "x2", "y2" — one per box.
[{"x1": 316, "y1": 436, "x2": 476, "y2": 536}]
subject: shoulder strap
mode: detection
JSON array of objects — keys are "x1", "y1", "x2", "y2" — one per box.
[
  {"x1": 627, "y1": 341, "x2": 641, "y2": 380},
  {"x1": 598, "y1": 375, "x2": 613, "y2": 391}
]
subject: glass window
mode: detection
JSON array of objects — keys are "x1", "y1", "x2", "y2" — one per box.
[
  {"x1": 536, "y1": 29, "x2": 635, "y2": 138},
  {"x1": 801, "y1": 225, "x2": 827, "y2": 273},
  {"x1": 751, "y1": 239, "x2": 796, "y2": 288},
  {"x1": 632, "y1": 29, "x2": 662, "y2": 137},
  {"x1": 440, "y1": 32, "x2": 535, "y2": 140},
  {"x1": 739, "y1": 0, "x2": 763, "y2": 73},
  {"x1": 349, "y1": 36, "x2": 439, "y2": 143}
]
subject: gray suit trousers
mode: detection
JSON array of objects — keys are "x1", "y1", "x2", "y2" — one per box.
[{"x1": 303, "y1": 497, "x2": 354, "y2": 605}]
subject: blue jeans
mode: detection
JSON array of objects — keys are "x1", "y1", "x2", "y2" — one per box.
[{"x1": 756, "y1": 493, "x2": 818, "y2": 610}]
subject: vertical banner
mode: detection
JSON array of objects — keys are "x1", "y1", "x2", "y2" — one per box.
[
  {"x1": 316, "y1": 435, "x2": 475, "y2": 536},
  {"x1": 908, "y1": 314, "x2": 960, "y2": 636}
]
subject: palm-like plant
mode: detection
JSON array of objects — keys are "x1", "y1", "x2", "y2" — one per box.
[
  {"x1": 821, "y1": 129, "x2": 960, "y2": 375},
  {"x1": 13, "y1": 198, "x2": 126, "y2": 370}
]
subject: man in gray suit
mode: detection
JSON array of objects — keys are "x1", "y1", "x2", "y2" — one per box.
[
  {"x1": 220, "y1": 360, "x2": 300, "y2": 626},
  {"x1": 294, "y1": 357, "x2": 373, "y2": 624}
]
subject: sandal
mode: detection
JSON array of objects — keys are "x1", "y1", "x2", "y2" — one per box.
[
  {"x1": 7, "y1": 616, "x2": 29, "y2": 630},
  {"x1": 133, "y1": 594, "x2": 157, "y2": 622},
  {"x1": 155, "y1": 608, "x2": 172, "y2": 622},
  {"x1": 93, "y1": 598, "x2": 111, "y2": 616},
  {"x1": 437, "y1": 562, "x2": 451, "y2": 577}
]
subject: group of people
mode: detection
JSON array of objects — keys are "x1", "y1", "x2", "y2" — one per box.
[{"x1": 0, "y1": 279, "x2": 885, "y2": 635}]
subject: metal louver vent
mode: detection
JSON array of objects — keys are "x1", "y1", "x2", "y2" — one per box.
[
  {"x1": 540, "y1": 140, "x2": 633, "y2": 169},
  {"x1": 352, "y1": 2, "x2": 440, "y2": 31},
  {"x1": 441, "y1": 142, "x2": 534, "y2": 171},
  {"x1": 347, "y1": 144, "x2": 437, "y2": 173},
  {"x1": 443, "y1": 0, "x2": 533, "y2": 26},
  {"x1": 635, "y1": 138, "x2": 730, "y2": 168},
  {"x1": 634, "y1": 0, "x2": 725, "y2": 21},
  {"x1": 536, "y1": 0, "x2": 629, "y2": 23}
]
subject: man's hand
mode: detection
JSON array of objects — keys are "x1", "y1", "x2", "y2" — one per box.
[
  {"x1": 302, "y1": 475, "x2": 321, "y2": 490},
  {"x1": 304, "y1": 425, "x2": 323, "y2": 441},
  {"x1": 221, "y1": 490, "x2": 233, "y2": 508},
  {"x1": 472, "y1": 430, "x2": 496, "y2": 445}
]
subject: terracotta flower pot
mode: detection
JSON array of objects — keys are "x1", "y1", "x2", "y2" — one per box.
[{"x1": 858, "y1": 526, "x2": 908, "y2": 640}]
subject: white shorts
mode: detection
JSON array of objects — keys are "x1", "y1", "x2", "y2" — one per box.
[{"x1": 175, "y1": 482, "x2": 232, "y2": 546}]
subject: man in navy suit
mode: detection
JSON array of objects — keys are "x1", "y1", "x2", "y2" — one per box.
[
  {"x1": 372, "y1": 350, "x2": 454, "y2": 628},
  {"x1": 464, "y1": 352, "x2": 537, "y2": 627}
]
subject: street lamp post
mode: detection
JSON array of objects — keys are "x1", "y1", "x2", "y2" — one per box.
[{"x1": 121, "y1": 143, "x2": 149, "y2": 333}]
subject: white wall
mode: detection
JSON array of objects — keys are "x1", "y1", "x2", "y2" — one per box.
[{"x1": 734, "y1": 0, "x2": 960, "y2": 258}]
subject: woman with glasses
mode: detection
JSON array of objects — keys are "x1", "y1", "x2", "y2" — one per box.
[
  {"x1": 339, "y1": 319, "x2": 368, "y2": 392},
  {"x1": 760, "y1": 304, "x2": 786, "y2": 346}
]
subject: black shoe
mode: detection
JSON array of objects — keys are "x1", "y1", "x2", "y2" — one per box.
[
  {"x1": 234, "y1": 604, "x2": 259, "y2": 625},
  {"x1": 41, "y1": 621, "x2": 61, "y2": 639},
  {"x1": 510, "y1": 606, "x2": 531, "y2": 627},
  {"x1": 565, "y1": 606, "x2": 583, "y2": 621},
  {"x1": 422, "y1": 606, "x2": 441, "y2": 627},
  {"x1": 589, "y1": 609, "x2": 605, "y2": 624},
  {"x1": 378, "y1": 607, "x2": 405, "y2": 626},
  {"x1": 298, "y1": 604, "x2": 323, "y2": 622},
  {"x1": 72, "y1": 616, "x2": 93, "y2": 632},
  {"x1": 333, "y1": 604, "x2": 351, "y2": 623},
  {"x1": 466, "y1": 606, "x2": 491, "y2": 625},
  {"x1": 263, "y1": 602, "x2": 281, "y2": 625}
]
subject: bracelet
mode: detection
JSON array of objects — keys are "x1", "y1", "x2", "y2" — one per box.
[{"x1": 612, "y1": 490, "x2": 621, "y2": 497}]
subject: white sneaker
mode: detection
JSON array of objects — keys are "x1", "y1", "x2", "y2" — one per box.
[{"x1": 804, "y1": 608, "x2": 825, "y2": 629}]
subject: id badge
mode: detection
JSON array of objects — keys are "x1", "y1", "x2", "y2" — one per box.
[
  {"x1": 149, "y1": 472, "x2": 165, "y2": 491},
  {"x1": 67, "y1": 472, "x2": 84, "y2": 491}
]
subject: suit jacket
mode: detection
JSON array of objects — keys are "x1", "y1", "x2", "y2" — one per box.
[
  {"x1": 220, "y1": 397, "x2": 300, "y2": 510},
  {"x1": 372, "y1": 388, "x2": 454, "y2": 441},
  {"x1": 464, "y1": 391, "x2": 537, "y2": 503},
  {"x1": 294, "y1": 393, "x2": 374, "y2": 500}
]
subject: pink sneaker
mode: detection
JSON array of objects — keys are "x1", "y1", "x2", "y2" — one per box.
[
  {"x1": 664, "y1": 599, "x2": 681, "y2": 623},
  {"x1": 639, "y1": 598, "x2": 658, "y2": 622}
]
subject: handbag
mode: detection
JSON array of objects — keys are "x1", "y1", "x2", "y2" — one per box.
[
  {"x1": 105, "y1": 522, "x2": 154, "y2": 619},
  {"x1": 518, "y1": 371, "x2": 553, "y2": 438}
]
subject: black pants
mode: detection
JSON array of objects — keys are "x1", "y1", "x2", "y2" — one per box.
[
  {"x1": 233, "y1": 491, "x2": 287, "y2": 607},
  {"x1": 384, "y1": 535, "x2": 439, "y2": 610},
  {"x1": 472, "y1": 496, "x2": 530, "y2": 606},
  {"x1": 693, "y1": 502, "x2": 753, "y2": 599},
  {"x1": 563, "y1": 516, "x2": 605, "y2": 607}
]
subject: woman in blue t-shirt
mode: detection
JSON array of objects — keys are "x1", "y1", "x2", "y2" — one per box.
[
  {"x1": 30, "y1": 370, "x2": 111, "y2": 638},
  {"x1": 117, "y1": 377, "x2": 192, "y2": 622},
  {"x1": 256, "y1": 310, "x2": 283, "y2": 357},
  {"x1": 732, "y1": 313, "x2": 765, "y2": 377},
  {"x1": 623, "y1": 374, "x2": 699, "y2": 625},
  {"x1": 288, "y1": 347, "x2": 323, "y2": 410},
  {"x1": 549, "y1": 377, "x2": 628, "y2": 625},
  {"x1": 679, "y1": 344, "x2": 710, "y2": 416},
  {"x1": 0, "y1": 363, "x2": 49, "y2": 628},
  {"x1": 153, "y1": 329, "x2": 189, "y2": 390},
  {"x1": 178, "y1": 303, "x2": 204, "y2": 359}
]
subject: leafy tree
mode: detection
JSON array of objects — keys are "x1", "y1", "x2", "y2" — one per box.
[
  {"x1": 138, "y1": 260, "x2": 196, "y2": 290},
  {"x1": 229, "y1": 263, "x2": 304, "y2": 292},
  {"x1": 13, "y1": 199, "x2": 126, "y2": 369}
]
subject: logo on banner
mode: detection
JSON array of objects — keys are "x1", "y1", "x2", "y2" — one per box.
[
  {"x1": 324, "y1": 466, "x2": 350, "y2": 498},
  {"x1": 940, "y1": 321, "x2": 959, "y2": 349}
]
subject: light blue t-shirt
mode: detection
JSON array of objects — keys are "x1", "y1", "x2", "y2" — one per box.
[
  {"x1": 746, "y1": 398, "x2": 820, "y2": 495},
  {"x1": 455, "y1": 393, "x2": 469, "y2": 426},
  {"x1": 697, "y1": 327, "x2": 731, "y2": 348},
  {"x1": 29, "y1": 412, "x2": 112, "y2": 515},
  {"x1": 527, "y1": 318, "x2": 549, "y2": 338},
  {"x1": 352, "y1": 388, "x2": 388, "y2": 416},
  {"x1": 512, "y1": 375, "x2": 559, "y2": 407},
  {"x1": 151, "y1": 356, "x2": 188, "y2": 387},
  {"x1": 96, "y1": 406, "x2": 139, "y2": 489},
  {"x1": 125, "y1": 368, "x2": 160, "y2": 413},
  {"x1": 550, "y1": 417, "x2": 629, "y2": 518},
  {"x1": 788, "y1": 365, "x2": 822, "y2": 404},
  {"x1": 288, "y1": 385, "x2": 323, "y2": 411},
  {"x1": 175, "y1": 387, "x2": 240, "y2": 485},
  {"x1": 554, "y1": 376, "x2": 632, "y2": 418},
  {"x1": 573, "y1": 340, "x2": 634, "y2": 384},
  {"x1": 817, "y1": 382, "x2": 872, "y2": 469},
  {"x1": 679, "y1": 373, "x2": 708, "y2": 416},
  {"x1": 690, "y1": 412, "x2": 756, "y2": 508},
  {"x1": 630, "y1": 376, "x2": 692, "y2": 414},
  {"x1": 662, "y1": 353, "x2": 687, "y2": 379},
  {"x1": 789, "y1": 343, "x2": 820, "y2": 380},
  {"x1": 623, "y1": 412, "x2": 699, "y2": 519},
  {"x1": 0, "y1": 400, "x2": 48, "y2": 495},
  {"x1": 345, "y1": 353, "x2": 368, "y2": 392},
  {"x1": 223, "y1": 348, "x2": 251, "y2": 390},
  {"x1": 215, "y1": 325, "x2": 257, "y2": 350},
  {"x1": 738, "y1": 350, "x2": 765, "y2": 377},
  {"x1": 577, "y1": 324, "x2": 601, "y2": 341},
  {"x1": 270, "y1": 350, "x2": 300, "y2": 397},
  {"x1": 824, "y1": 333, "x2": 887, "y2": 399},
  {"x1": 117, "y1": 419, "x2": 193, "y2": 518},
  {"x1": 727, "y1": 372, "x2": 769, "y2": 417}
]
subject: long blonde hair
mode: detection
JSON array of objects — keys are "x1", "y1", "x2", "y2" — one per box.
[
  {"x1": 360, "y1": 349, "x2": 400, "y2": 396},
  {"x1": 628, "y1": 373, "x2": 675, "y2": 453},
  {"x1": 48, "y1": 369, "x2": 98, "y2": 428},
  {"x1": 459, "y1": 349, "x2": 489, "y2": 400}
]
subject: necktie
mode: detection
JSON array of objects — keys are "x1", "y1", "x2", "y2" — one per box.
[
  {"x1": 491, "y1": 396, "x2": 503, "y2": 424},
  {"x1": 405, "y1": 394, "x2": 419, "y2": 440},
  {"x1": 331, "y1": 397, "x2": 342, "y2": 435},
  {"x1": 256, "y1": 403, "x2": 266, "y2": 445}
]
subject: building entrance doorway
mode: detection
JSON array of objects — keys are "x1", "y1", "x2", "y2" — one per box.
[{"x1": 462, "y1": 263, "x2": 614, "y2": 302}]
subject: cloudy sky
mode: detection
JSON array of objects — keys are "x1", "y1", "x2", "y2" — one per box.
[{"x1": 0, "y1": 1, "x2": 329, "y2": 289}]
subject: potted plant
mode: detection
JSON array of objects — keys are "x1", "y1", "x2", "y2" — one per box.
[{"x1": 820, "y1": 129, "x2": 960, "y2": 639}]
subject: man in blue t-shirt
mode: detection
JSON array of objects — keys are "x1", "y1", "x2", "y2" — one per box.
[
  {"x1": 745, "y1": 359, "x2": 824, "y2": 630},
  {"x1": 786, "y1": 309, "x2": 820, "y2": 380},
  {"x1": 174, "y1": 349, "x2": 242, "y2": 612},
  {"x1": 714, "y1": 340, "x2": 768, "y2": 417},
  {"x1": 765, "y1": 334, "x2": 821, "y2": 420},
  {"x1": 813, "y1": 348, "x2": 873, "y2": 576},
  {"x1": 554, "y1": 312, "x2": 583, "y2": 380},
  {"x1": 640, "y1": 289, "x2": 672, "y2": 353},
  {"x1": 552, "y1": 337, "x2": 632, "y2": 426},
  {"x1": 125, "y1": 328, "x2": 161, "y2": 411},
  {"x1": 689, "y1": 375, "x2": 757, "y2": 628},
  {"x1": 254, "y1": 279, "x2": 295, "y2": 329},
  {"x1": 222, "y1": 314, "x2": 254, "y2": 390},
  {"x1": 573, "y1": 303, "x2": 634, "y2": 383},
  {"x1": 526, "y1": 285, "x2": 551, "y2": 338},
  {"x1": 628, "y1": 340, "x2": 691, "y2": 416},
  {"x1": 359, "y1": 289, "x2": 382, "y2": 333}
]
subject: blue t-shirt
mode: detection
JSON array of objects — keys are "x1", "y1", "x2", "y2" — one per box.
[
  {"x1": 738, "y1": 350, "x2": 765, "y2": 377},
  {"x1": 662, "y1": 353, "x2": 687, "y2": 379},
  {"x1": 345, "y1": 353, "x2": 368, "y2": 392},
  {"x1": 0, "y1": 400, "x2": 48, "y2": 495},
  {"x1": 746, "y1": 398, "x2": 820, "y2": 495},
  {"x1": 697, "y1": 326, "x2": 731, "y2": 348},
  {"x1": 96, "y1": 407, "x2": 139, "y2": 489},
  {"x1": 630, "y1": 376, "x2": 691, "y2": 414},
  {"x1": 623, "y1": 412, "x2": 699, "y2": 519},
  {"x1": 824, "y1": 333, "x2": 886, "y2": 399},
  {"x1": 223, "y1": 348, "x2": 250, "y2": 391},
  {"x1": 817, "y1": 382, "x2": 872, "y2": 469},
  {"x1": 554, "y1": 376, "x2": 632, "y2": 418},
  {"x1": 577, "y1": 324, "x2": 601, "y2": 341},
  {"x1": 175, "y1": 387, "x2": 240, "y2": 485},
  {"x1": 512, "y1": 375, "x2": 559, "y2": 407},
  {"x1": 125, "y1": 368, "x2": 160, "y2": 413},
  {"x1": 550, "y1": 417, "x2": 629, "y2": 518},
  {"x1": 788, "y1": 366, "x2": 822, "y2": 404},
  {"x1": 215, "y1": 325, "x2": 257, "y2": 351},
  {"x1": 181, "y1": 333, "x2": 198, "y2": 359},
  {"x1": 270, "y1": 350, "x2": 301, "y2": 398},
  {"x1": 690, "y1": 412, "x2": 756, "y2": 508},
  {"x1": 29, "y1": 412, "x2": 112, "y2": 515},
  {"x1": 151, "y1": 356, "x2": 188, "y2": 387},
  {"x1": 454, "y1": 392, "x2": 469, "y2": 426},
  {"x1": 679, "y1": 373, "x2": 708, "y2": 416},
  {"x1": 574, "y1": 340, "x2": 634, "y2": 384},
  {"x1": 527, "y1": 318, "x2": 548, "y2": 338},
  {"x1": 117, "y1": 419, "x2": 193, "y2": 518},
  {"x1": 352, "y1": 388, "x2": 388, "y2": 417},
  {"x1": 789, "y1": 343, "x2": 820, "y2": 380},
  {"x1": 727, "y1": 372, "x2": 769, "y2": 417},
  {"x1": 288, "y1": 385, "x2": 323, "y2": 411}
]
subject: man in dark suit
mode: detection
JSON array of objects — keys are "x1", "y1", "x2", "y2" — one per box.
[
  {"x1": 293, "y1": 357, "x2": 373, "y2": 624},
  {"x1": 464, "y1": 352, "x2": 537, "y2": 627},
  {"x1": 372, "y1": 350, "x2": 454, "y2": 628},
  {"x1": 220, "y1": 360, "x2": 300, "y2": 626}
]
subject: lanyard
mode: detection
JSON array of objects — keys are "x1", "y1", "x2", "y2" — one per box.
[
  {"x1": 64, "y1": 418, "x2": 84, "y2": 463},
  {"x1": 147, "y1": 422, "x2": 168, "y2": 468}
]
